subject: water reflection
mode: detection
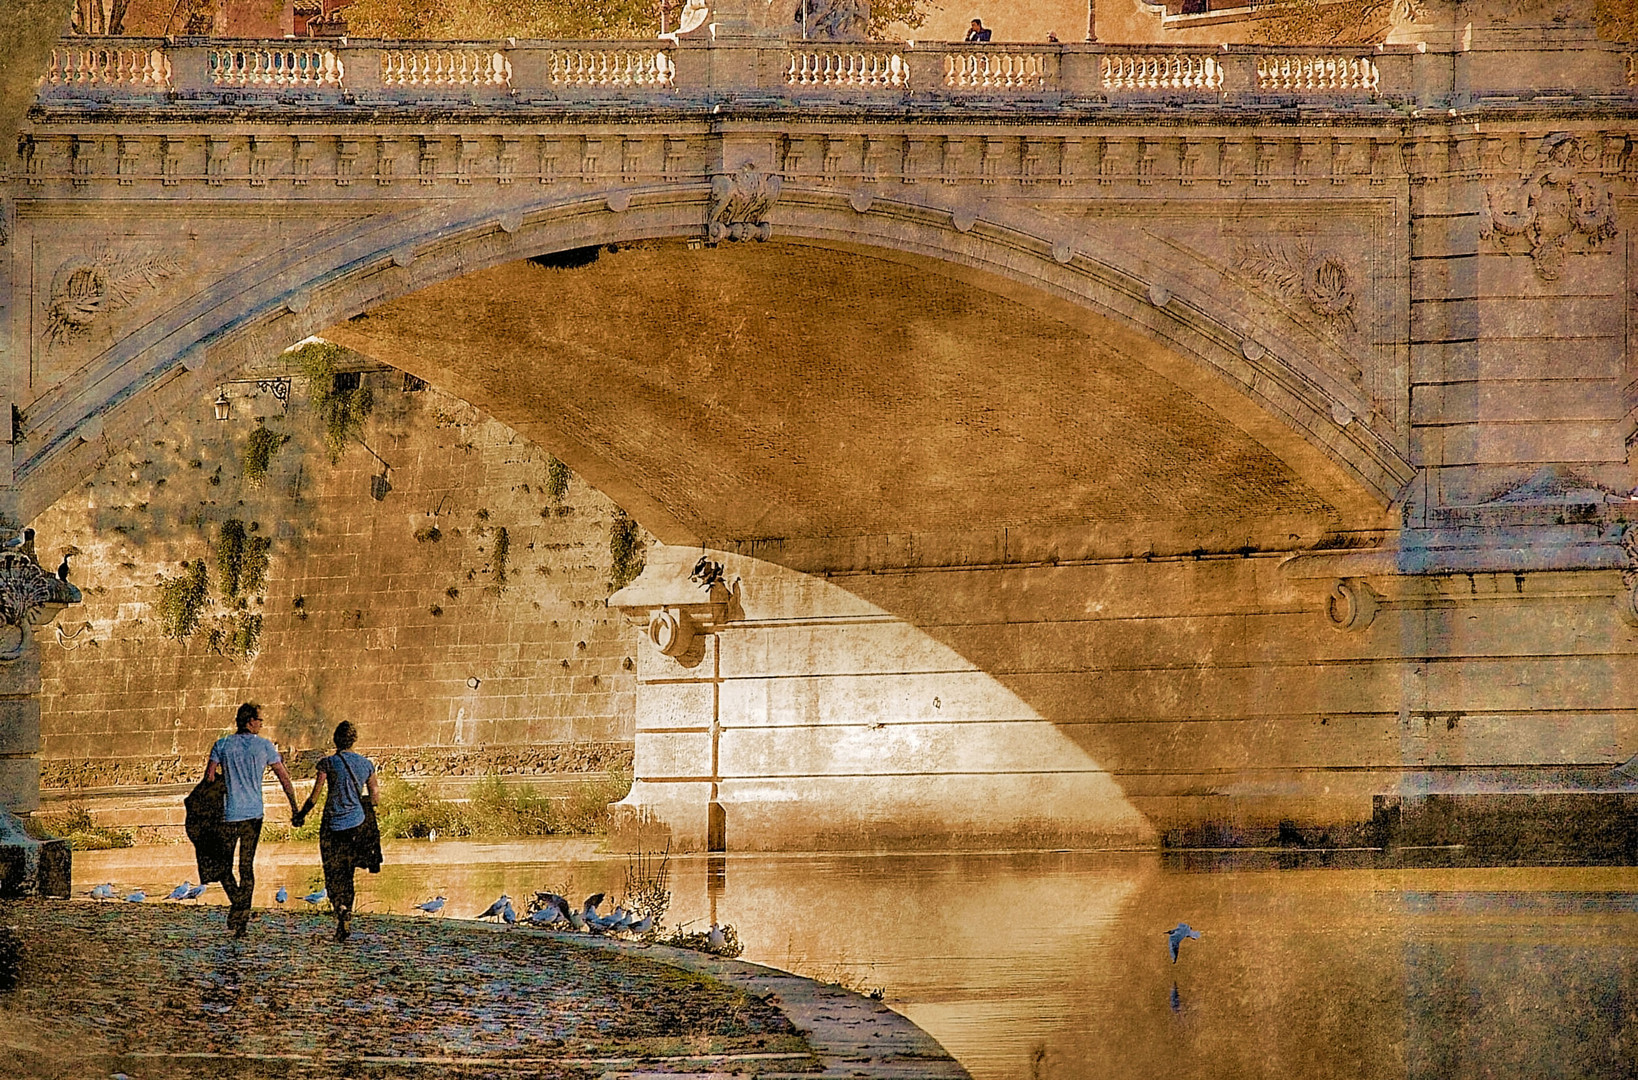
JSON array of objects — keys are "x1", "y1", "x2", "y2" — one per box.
[{"x1": 74, "y1": 842, "x2": 1638, "y2": 1080}]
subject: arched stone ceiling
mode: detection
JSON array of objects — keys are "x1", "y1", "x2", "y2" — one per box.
[{"x1": 322, "y1": 241, "x2": 1362, "y2": 554}]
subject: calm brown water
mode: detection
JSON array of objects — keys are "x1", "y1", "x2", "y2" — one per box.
[{"x1": 75, "y1": 840, "x2": 1638, "y2": 1080}]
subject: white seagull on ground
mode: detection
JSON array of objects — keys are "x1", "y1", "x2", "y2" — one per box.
[
  {"x1": 88, "y1": 882, "x2": 116, "y2": 900},
  {"x1": 474, "y1": 894, "x2": 512, "y2": 922},
  {"x1": 302, "y1": 888, "x2": 327, "y2": 906},
  {"x1": 165, "y1": 882, "x2": 193, "y2": 901},
  {"x1": 707, "y1": 923, "x2": 726, "y2": 951},
  {"x1": 124, "y1": 890, "x2": 146, "y2": 903},
  {"x1": 416, "y1": 896, "x2": 447, "y2": 915},
  {"x1": 275, "y1": 886, "x2": 287, "y2": 904},
  {"x1": 185, "y1": 882, "x2": 208, "y2": 901}
]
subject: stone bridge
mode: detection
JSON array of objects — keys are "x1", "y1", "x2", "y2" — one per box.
[{"x1": 3, "y1": 1, "x2": 1638, "y2": 853}]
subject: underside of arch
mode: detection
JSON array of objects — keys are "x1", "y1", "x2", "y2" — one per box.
[{"x1": 318, "y1": 239, "x2": 1386, "y2": 559}]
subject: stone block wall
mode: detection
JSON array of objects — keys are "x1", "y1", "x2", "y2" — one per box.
[
  {"x1": 30, "y1": 364, "x2": 640, "y2": 784},
  {"x1": 621, "y1": 543, "x2": 1638, "y2": 851}
]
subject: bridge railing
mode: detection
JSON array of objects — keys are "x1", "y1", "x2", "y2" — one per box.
[{"x1": 38, "y1": 37, "x2": 1415, "y2": 102}]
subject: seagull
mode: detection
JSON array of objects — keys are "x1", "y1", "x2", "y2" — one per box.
[
  {"x1": 626, "y1": 914, "x2": 653, "y2": 936},
  {"x1": 536, "y1": 893, "x2": 572, "y2": 922},
  {"x1": 428, "y1": 828, "x2": 438, "y2": 842},
  {"x1": 501, "y1": 901, "x2": 517, "y2": 927},
  {"x1": 1166, "y1": 923, "x2": 1202, "y2": 964},
  {"x1": 416, "y1": 896, "x2": 447, "y2": 915},
  {"x1": 475, "y1": 894, "x2": 512, "y2": 922},
  {"x1": 275, "y1": 886, "x2": 288, "y2": 904},
  {"x1": 567, "y1": 909, "x2": 587, "y2": 932},
  {"x1": 185, "y1": 883, "x2": 207, "y2": 901},
  {"x1": 301, "y1": 888, "x2": 327, "y2": 906},
  {"x1": 1, "y1": 528, "x2": 30, "y2": 551},
  {"x1": 165, "y1": 882, "x2": 193, "y2": 901},
  {"x1": 527, "y1": 905, "x2": 564, "y2": 927},
  {"x1": 707, "y1": 923, "x2": 725, "y2": 951},
  {"x1": 88, "y1": 882, "x2": 116, "y2": 900},
  {"x1": 124, "y1": 890, "x2": 146, "y2": 903},
  {"x1": 581, "y1": 893, "x2": 606, "y2": 921}
]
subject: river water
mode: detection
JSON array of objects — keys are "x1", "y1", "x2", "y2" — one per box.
[{"x1": 73, "y1": 839, "x2": 1638, "y2": 1080}]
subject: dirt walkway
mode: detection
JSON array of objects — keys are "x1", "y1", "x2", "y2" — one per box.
[{"x1": 0, "y1": 899, "x2": 810, "y2": 1079}]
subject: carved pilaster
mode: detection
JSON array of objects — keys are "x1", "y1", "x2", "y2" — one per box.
[
  {"x1": 580, "y1": 137, "x2": 601, "y2": 181},
  {"x1": 293, "y1": 136, "x2": 316, "y2": 185},
  {"x1": 162, "y1": 135, "x2": 184, "y2": 186},
  {"x1": 116, "y1": 136, "x2": 140, "y2": 186},
  {"x1": 981, "y1": 137, "x2": 1005, "y2": 185},
  {"x1": 539, "y1": 138, "x2": 560, "y2": 184},
  {"x1": 456, "y1": 135, "x2": 479, "y2": 185},
  {"x1": 337, "y1": 138, "x2": 360, "y2": 186},
  {"x1": 1058, "y1": 136, "x2": 1079, "y2": 186},
  {"x1": 249, "y1": 134, "x2": 277, "y2": 187},
  {"x1": 940, "y1": 135, "x2": 960, "y2": 184},
  {"x1": 664, "y1": 136, "x2": 688, "y2": 181},
  {"x1": 377, "y1": 135, "x2": 397, "y2": 185},
  {"x1": 419, "y1": 136, "x2": 440, "y2": 185},
  {"x1": 1180, "y1": 137, "x2": 1201, "y2": 187},
  {"x1": 206, "y1": 135, "x2": 230, "y2": 186},
  {"x1": 72, "y1": 136, "x2": 97, "y2": 188},
  {"x1": 1136, "y1": 138, "x2": 1156, "y2": 186}
]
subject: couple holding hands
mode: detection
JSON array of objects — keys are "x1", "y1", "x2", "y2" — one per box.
[{"x1": 188, "y1": 703, "x2": 381, "y2": 942}]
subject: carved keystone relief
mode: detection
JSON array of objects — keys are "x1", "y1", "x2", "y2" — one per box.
[
  {"x1": 1480, "y1": 132, "x2": 1618, "y2": 281},
  {"x1": 1234, "y1": 241, "x2": 1358, "y2": 334},
  {"x1": 44, "y1": 248, "x2": 183, "y2": 346},
  {"x1": 707, "y1": 162, "x2": 782, "y2": 243}
]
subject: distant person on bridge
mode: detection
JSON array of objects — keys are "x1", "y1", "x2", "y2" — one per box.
[
  {"x1": 204, "y1": 702, "x2": 300, "y2": 938},
  {"x1": 966, "y1": 19, "x2": 992, "y2": 42},
  {"x1": 294, "y1": 720, "x2": 381, "y2": 942}
]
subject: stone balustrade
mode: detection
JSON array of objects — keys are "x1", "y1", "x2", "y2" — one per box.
[{"x1": 37, "y1": 36, "x2": 1420, "y2": 102}]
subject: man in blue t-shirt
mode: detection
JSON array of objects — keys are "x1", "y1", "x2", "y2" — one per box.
[{"x1": 205, "y1": 702, "x2": 299, "y2": 937}]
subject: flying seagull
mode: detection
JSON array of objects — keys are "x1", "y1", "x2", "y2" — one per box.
[{"x1": 1166, "y1": 923, "x2": 1201, "y2": 964}]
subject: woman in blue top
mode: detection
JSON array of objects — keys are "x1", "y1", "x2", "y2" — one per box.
[{"x1": 294, "y1": 721, "x2": 379, "y2": 942}]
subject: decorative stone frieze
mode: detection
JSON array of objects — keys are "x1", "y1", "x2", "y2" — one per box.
[{"x1": 1480, "y1": 132, "x2": 1619, "y2": 281}]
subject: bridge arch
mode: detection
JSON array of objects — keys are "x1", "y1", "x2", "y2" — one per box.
[{"x1": 14, "y1": 179, "x2": 1411, "y2": 536}]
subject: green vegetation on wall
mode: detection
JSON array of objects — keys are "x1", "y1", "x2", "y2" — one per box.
[
  {"x1": 293, "y1": 341, "x2": 374, "y2": 463},
  {"x1": 215, "y1": 519, "x2": 272, "y2": 602},
  {"x1": 609, "y1": 509, "x2": 645, "y2": 591},
  {"x1": 545, "y1": 455, "x2": 571, "y2": 505},
  {"x1": 156, "y1": 560, "x2": 210, "y2": 640},
  {"x1": 492, "y1": 526, "x2": 510, "y2": 589},
  {"x1": 242, "y1": 423, "x2": 291, "y2": 487}
]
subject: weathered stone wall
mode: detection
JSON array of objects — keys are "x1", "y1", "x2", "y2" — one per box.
[
  {"x1": 620, "y1": 543, "x2": 1638, "y2": 852},
  {"x1": 30, "y1": 363, "x2": 640, "y2": 781}
]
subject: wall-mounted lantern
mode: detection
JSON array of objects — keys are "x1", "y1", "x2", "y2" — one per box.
[{"x1": 213, "y1": 390, "x2": 231, "y2": 422}]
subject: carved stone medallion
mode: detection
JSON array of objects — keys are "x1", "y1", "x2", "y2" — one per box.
[{"x1": 1480, "y1": 132, "x2": 1618, "y2": 281}]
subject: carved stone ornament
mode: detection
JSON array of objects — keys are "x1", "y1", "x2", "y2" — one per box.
[
  {"x1": 0, "y1": 548, "x2": 81, "y2": 662},
  {"x1": 1235, "y1": 241, "x2": 1358, "y2": 333},
  {"x1": 45, "y1": 249, "x2": 182, "y2": 346},
  {"x1": 1480, "y1": 132, "x2": 1618, "y2": 281},
  {"x1": 609, "y1": 550, "x2": 741, "y2": 669},
  {"x1": 1325, "y1": 577, "x2": 1379, "y2": 632},
  {"x1": 1620, "y1": 525, "x2": 1638, "y2": 628},
  {"x1": 707, "y1": 162, "x2": 782, "y2": 243},
  {"x1": 793, "y1": 0, "x2": 872, "y2": 41}
]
